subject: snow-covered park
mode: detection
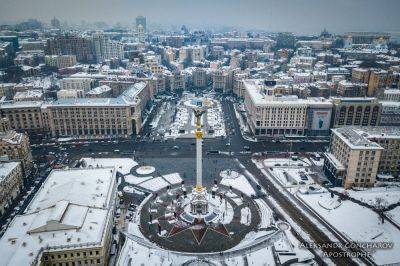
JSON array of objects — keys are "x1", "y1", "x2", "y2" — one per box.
[
  {"x1": 333, "y1": 186, "x2": 400, "y2": 207},
  {"x1": 298, "y1": 189, "x2": 400, "y2": 265}
]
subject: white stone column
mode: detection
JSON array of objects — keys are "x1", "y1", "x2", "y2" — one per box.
[{"x1": 196, "y1": 132, "x2": 202, "y2": 188}]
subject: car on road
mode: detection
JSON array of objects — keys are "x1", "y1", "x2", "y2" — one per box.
[
  {"x1": 206, "y1": 150, "x2": 219, "y2": 155},
  {"x1": 243, "y1": 146, "x2": 250, "y2": 151},
  {"x1": 172, "y1": 146, "x2": 180, "y2": 150},
  {"x1": 226, "y1": 143, "x2": 231, "y2": 146}
]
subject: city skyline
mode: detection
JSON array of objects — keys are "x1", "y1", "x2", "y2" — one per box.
[{"x1": 0, "y1": 0, "x2": 400, "y2": 34}]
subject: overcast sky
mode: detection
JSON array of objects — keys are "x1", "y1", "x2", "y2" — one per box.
[{"x1": 0, "y1": 0, "x2": 399, "y2": 34}]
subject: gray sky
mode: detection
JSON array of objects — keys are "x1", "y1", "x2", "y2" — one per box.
[{"x1": 0, "y1": 0, "x2": 399, "y2": 34}]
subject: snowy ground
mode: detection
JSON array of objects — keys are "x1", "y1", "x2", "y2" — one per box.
[
  {"x1": 386, "y1": 206, "x2": 400, "y2": 226},
  {"x1": 116, "y1": 162, "x2": 315, "y2": 265},
  {"x1": 333, "y1": 186, "x2": 400, "y2": 207},
  {"x1": 263, "y1": 158, "x2": 311, "y2": 168},
  {"x1": 80, "y1": 157, "x2": 138, "y2": 175},
  {"x1": 161, "y1": 93, "x2": 226, "y2": 139},
  {"x1": 298, "y1": 190, "x2": 400, "y2": 265},
  {"x1": 220, "y1": 170, "x2": 257, "y2": 196},
  {"x1": 270, "y1": 168, "x2": 314, "y2": 187},
  {"x1": 81, "y1": 158, "x2": 138, "y2": 175}
]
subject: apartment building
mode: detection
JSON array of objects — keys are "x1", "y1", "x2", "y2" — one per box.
[
  {"x1": 379, "y1": 101, "x2": 400, "y2": 126},
  {"x1": 367, "y1": 69, "x2": 388, "y2": 97},
  {"x1": 46, "y1": 35, "x2": 95, "y2": 63},
  {"x1": 351, "y1": 68, "x2": 370, "y2": 83},
  {"x1": 45, "y1": 55, "x2": 77, "y2": 69},
  {"x1": 324, "y1": 127, "x2": 383, "y2": 188},
  {"x1": 0, "y1": 167, "x2": 117, "y2": 265},
  {"x1": 337, "y1": 80, "x2": 367, "y2": 97},
  {"x1": 233, "y1": 72, "x2": 249, "y2": 98},
  {"x1": 0, "y1": 81, "x2": 151, "y2": 138},
  {"x1": 212, "y1": 69, "x2": 233, "y2": 93},
  {"x1": 0, "y1": 130, "x2": 33, "y2": 173},
  {"x1": 331, "y1": 97, "x2": 381, "y2": 128},
  {"x1": 363, "y1": 127, "x2": 400, "y2": 177},
  {"x1": 0, "y1": 161, "x2": 23, "y2": 216},
  {"x1": 169, "y1": 72, "x2": 186, "y2": 92},
  {"x1": 0, "y1": 101, "x2": 45, "y2": 133},
  {"x1": 92, "y1": 34, "x2": 124, "y2": 63},
  {"x1": 192, "y1": 68, "x2": 207, "y2": 88}
]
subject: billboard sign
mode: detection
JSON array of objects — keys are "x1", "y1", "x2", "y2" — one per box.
[{"x1": 311, "y1": 109, "x2": 331, "y2": 130}]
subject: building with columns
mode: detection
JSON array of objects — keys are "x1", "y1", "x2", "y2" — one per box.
[{"x1": 331, "y1": 97, "x2": 381, "y2": 128}]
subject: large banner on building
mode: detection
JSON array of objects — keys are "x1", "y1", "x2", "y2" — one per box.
[{"x1": 311, "y1": 109, "x2": 331, "y2": 130}]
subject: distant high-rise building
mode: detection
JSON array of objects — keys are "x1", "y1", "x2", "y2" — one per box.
[
  {"x1": 46, "y1": 34, "x2": 95, "y2": 63},
  {"x1": 136, "y1": 15, "x2": 146, "y2": 31},
  {"x1": 50, "y1": 16, "x2": 61, "y2": 29}
]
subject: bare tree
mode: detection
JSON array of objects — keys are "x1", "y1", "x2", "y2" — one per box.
[{"x1": 374, "y1": 197, "x2": 388, "y2": 224}]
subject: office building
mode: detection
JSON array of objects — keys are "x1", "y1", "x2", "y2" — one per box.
[
  {"x1": 324, "y1": 127, "x2": 383, "y2": 188},
  {"x1": 243, "y1": 79, "x2": 332, "y2": 138},
  {"x1": 331, "y1": 97, "x2": 381, "y2": 128}
]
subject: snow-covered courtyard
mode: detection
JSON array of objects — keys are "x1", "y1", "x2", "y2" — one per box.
[{"x1": 150, "y1": 93, "x2": 226, "y2": 139}]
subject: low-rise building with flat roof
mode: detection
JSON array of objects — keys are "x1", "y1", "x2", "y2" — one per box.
[{"x1": 0, "y1": 167, "x2": 117, "y2": 265}]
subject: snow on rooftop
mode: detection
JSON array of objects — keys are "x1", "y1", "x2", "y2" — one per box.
[
  {"x1": 0, "y1": 161, "x2": 20, "y2": 182},
  {"x1": 333, "y1": 127, "x2": 384, "y2": 150},
  {"x1": 86, "y1": 85, "x2": 112, "y2": 95},
  {"x1": 244, "y1": 79, "x2": 331, "y2": 107},
  {"x1": 26, "y1": 167, "x2": 115, "y2": 212},
  {"x1": 14, "y1": 90, "x2": 43, "y2": 100},
  {"x1": 0, "y1": 130, "x2": 24, "y2": 145},
  {"x1": 0, "y1": 167, "x2": 116, "y2": 266}
]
